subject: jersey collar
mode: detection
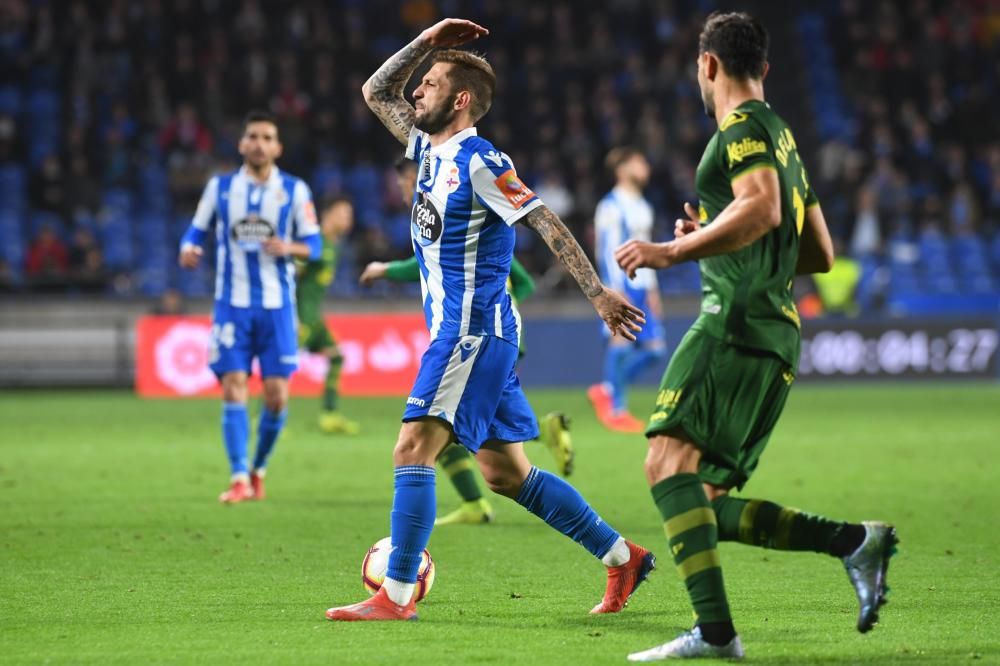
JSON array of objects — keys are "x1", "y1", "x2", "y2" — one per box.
[
  {"x1": 429, "y1": 126, "x2": 477, "y2": 155},
  {"x1": 239, "y1": 164, "x2": 283, "y2": 188}
]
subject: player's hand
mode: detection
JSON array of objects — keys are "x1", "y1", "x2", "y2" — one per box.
[
  {"x1": 360, "y1": 261, "x2": 389, "y2": 285},
  {"x1": 419, "y1": 18, "x2": 489, "y2": 48},
  {"x1": 179, "y1": 244, "x2": 202, "y2": 269},
  {"x1": 590, "y1": 287, "x2": 646, "y2": 342},
  {"x1": 674, "y1": 202, "x2": 701, "y2": 238},
  {"x1": 615, "y1": 240, "x2": 676, "y2": 279},
  {"x1": 263, "y1": 237, "x2": 290, "y2": 256}
]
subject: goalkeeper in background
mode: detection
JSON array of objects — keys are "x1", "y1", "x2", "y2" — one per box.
[
  {"x1": 360, "y1": 158, "x2": 574, "y2": 526},
  {"x1": 297, "y1": 196, "x2": 360, "y2": 435}
]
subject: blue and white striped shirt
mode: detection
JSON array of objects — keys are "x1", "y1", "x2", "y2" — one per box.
[
  {"x1": 184, "y1": 166, "x2": 320, "y2": 309},
  {"x1": 595, "y1": 187, "x2": 657, "y2": 303},
  {"x1": 405, "y1": 126, "x2": 542, "y2": 344}
]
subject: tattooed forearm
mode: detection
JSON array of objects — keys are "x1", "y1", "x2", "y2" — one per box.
[
  {"x1": 362, "y1": 36, "x2": 433, "y2": 145},
  {"x1": 523, "y1": 206, "x2": 604, "y2": 299}
]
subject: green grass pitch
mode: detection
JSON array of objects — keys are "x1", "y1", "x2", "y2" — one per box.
[{"x1": 2, "y1": 385, "x2": 998, "y2": 664}]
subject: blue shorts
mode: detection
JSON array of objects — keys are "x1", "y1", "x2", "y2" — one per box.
[
  {"x1": 209, "y1": 302, "x2": 299, "y2": 379},
  {"x1": 403, "y1": 335, "x2": 540, "y2": 452}
]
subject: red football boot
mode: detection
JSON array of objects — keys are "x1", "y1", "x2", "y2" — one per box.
[
  {"x1": 603, "y1": 411, "x2": 647, "y2": 434},
  {"x1": 218, "y1": 478, "x2": 254, "y2": 504},
  {"x1": 591, "y1": 541, "x2": 657, "y2": 614},
  {"x1": 250, "y1": 471, "x2": 266, "y2": 500},
  {"x1": 326, "y1": 587, "x2": 418, "y2": 621},
  {"x1": 587, "y1": 384, "x2": 613, "y2": 421}
]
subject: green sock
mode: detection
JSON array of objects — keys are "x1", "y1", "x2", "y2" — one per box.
[
  {"x1": 323, "y1": 355, "x2": 342, "y2": 412},
  {"x1": 438, "y1": 443, "x2": 482, "y2": 502},
  {"x1": 712, "y1": 495, "x2": 854, "y2": 555},
  {"x1": 652, "y1": 473, "x2": 731, "y2": 624}
]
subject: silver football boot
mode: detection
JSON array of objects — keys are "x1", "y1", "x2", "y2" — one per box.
[
  {"x1": 842, "y1": 520, "x2": 899, "y2": 633},
  {"x1": 627, "y1": 627, "x2": 745, "y2": 661}
]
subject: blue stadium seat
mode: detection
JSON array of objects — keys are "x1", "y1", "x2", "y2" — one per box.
[
  {"x1": 102, "y1": 188, "x2": 134, "y2": 216},
  {"x1": 176, "y1": 264, "x2": 212, "y2": 298},
  {"x1": 0, "y1": 86, "x2": 21, "y2": 116},
  {"x1": 312, "y1": 164, "x2": 345, "y2": 197}
]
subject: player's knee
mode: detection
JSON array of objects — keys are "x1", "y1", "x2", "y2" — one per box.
[
  {"x1": 221, "y1": 373, "x2": 248, "y2": 403},
  {"x1": 261, "y1": 381, "x2": 288, "y2": 413},
  {"x1": 479, "y1": 465, "x2": 522, "y2": 498},
  {"x1": 392, "y1": 432, "x2": 436, "y2": 467},
  {"x1": 644, "y1": 435, "x2": 700, "y2": 485}
]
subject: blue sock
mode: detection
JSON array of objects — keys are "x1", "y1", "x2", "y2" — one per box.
[
  {"x1": 515, "y1": 466, "x2": 620, "y2": 560},
  {"x1": 623, "y1": 346, "x2": 667, "y2": 384},
  {"x1": 222, "y1": 402, "x2": 249, "y2": 476},
  {"x1": 252, "y1": 408, "x2": 287, "y2": 471},
  {"x1": 603, "y1": 345, "x2": 630, "y2": 412},
  {"x1": 386, "y1": 465, "x2": 437, "y2": 584}
]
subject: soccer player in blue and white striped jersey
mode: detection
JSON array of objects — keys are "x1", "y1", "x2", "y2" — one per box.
[
  {"x1": 589, "y1": 148, "x2": 668, "y2": 433},
  {"x1": 326, "y1": 18, "x2": 655, "y2": 622},
  {"x1": 178, "y1": 110, "x2": 321, "y2": 504}
]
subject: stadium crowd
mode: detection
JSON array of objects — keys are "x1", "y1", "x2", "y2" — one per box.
[{"x1": 0, "y1": 0, "x2": 997, "y2": 313}]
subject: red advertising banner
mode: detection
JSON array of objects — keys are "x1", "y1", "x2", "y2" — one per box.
[{"x1": 135, "y1": 314, "x2": 429, "y2": 397}]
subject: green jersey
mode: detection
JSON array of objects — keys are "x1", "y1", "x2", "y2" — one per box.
[
  {"x1": 692, "y1": 99, "x2": 818, "y2": 367},
  {"x1": 297, "y1": 237, "x2": 337, "y2": 314}
]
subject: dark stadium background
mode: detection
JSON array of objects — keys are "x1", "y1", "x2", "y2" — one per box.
[{"x1": 0, "y1": 0, "x2": 997, "y2": 388}]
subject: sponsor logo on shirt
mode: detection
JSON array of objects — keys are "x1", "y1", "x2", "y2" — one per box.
[
  {"x1": 406, "y1": 396, "x2": 427, "y2": 407},
  {"x1": 726, "y1": 137, "x2": 768, "y2": 167},
  {"x1": 302, "y1": 199, "x2": 317, "y2": 225},
  {"x1": 411, "y1": 193, "x2": 443, "y2": 247},
  {"x1": 231, "y1": 213, "x2": 276, "y2": 251},
  {"x1": 493, "y1": 169, "x2": 535, "y2": 209}
]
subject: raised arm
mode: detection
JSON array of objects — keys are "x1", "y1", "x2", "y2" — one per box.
[
  {"x1": 522, "y1": 205, "x2": 645, "y2": 340},
  {"x1": 362, "y1": 18, "x2": 488, "y2": 145}
]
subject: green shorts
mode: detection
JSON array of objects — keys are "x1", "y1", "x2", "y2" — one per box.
[
  {"x1": 296, "y1": 296, "x2": 336, "y2": 354},
  {"x1": 645, "y1": 328, "x2": 795, "y2": 490}
]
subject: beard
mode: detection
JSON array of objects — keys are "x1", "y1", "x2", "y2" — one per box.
[{"x1": 414, "y1": 96, "x2": 457, "y2": 134}]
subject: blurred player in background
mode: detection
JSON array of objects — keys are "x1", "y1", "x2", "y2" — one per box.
[
  {"x1": 589, "y1": 147, "x2": 667, "y2": 433},
  {"x1": 328, "y1": 18, "x2": 653, "y2": 622},
  {"x1": 178, "y1": 110, "x2": 321, "y2": 504},
  {"x1": 615, "y1": 13, "x2": 897, "y2": 660},
  {"x1": 296, "y1": 196, "x2": 361, "y2": 435},
  {"x1": 361, "y1": 158, "x2": 574, "y2": 527}
]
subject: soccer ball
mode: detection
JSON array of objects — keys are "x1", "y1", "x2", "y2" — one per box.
[{"x1": 361, "y1": 536, "x2": 436, "y2": 603}]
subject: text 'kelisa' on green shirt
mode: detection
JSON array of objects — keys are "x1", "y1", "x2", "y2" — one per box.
[{"x1": 693, "y1": 99, "x2": 818, "y2": 367}]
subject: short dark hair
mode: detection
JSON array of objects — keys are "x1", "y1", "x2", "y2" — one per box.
[
  {"x1": 243, "y1": 109, "x2": 279, "y2": 135},
  {"x1": 605, "y1": 146, "x2": 644, "y2": 173},
  {"x1": 698, "y1": 11, "x2": 769, "y2": 80},
  {"x1": 394, "y1": 158, "x2": 418, "y2": 174},
  {"x1": 431, "y1": 49, "x2": 496, "y2": 122},
  {"x1": 318, "y1": 194, "x2": 353, "y2": 214}
]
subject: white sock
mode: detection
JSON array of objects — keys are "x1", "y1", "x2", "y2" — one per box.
[
  {"x1": 382, "y1": 577, "x2": 415, "y2": 605},
  {"x1": 231, "y1": 472, "x2": 250, "y2": 484},
  {"x1": 601, "y1": 537, "x2": 631, "y2": 567}
]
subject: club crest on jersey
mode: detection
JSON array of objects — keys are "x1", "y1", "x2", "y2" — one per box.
[
  {"x1": 411, "y1": 193, "x2": 443, "y2": 247},
  {"x1": 493, "y1": 169, "x2": 535, "y2": 209},
  {"x1": 444, "y1": 166, "x2": 461, "y2": 193},
  {"x1": 231, "y1": 213, "x2": 275, "y2": 251}
]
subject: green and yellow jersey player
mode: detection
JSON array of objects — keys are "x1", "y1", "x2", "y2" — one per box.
[
  {"x1": 359, "y1": 159, "x2": 574, "y2": 527},
  {"x1": 615, "y1": 12, "x2": 898, "y2": 661},
  {"x1": 296, "y1": 196, "x2": 360, "y2": 435}
]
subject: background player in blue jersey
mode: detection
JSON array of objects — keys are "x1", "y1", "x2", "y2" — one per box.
[
  {"x1": 588, "y1": 148, "x2": 668, "y2": 434},
  {"x1": 178, "y1": 111, "x2": 322, "y2": 504},
  {"x1": 327, "y1": 18, "x2": 654, "y2": 622}
]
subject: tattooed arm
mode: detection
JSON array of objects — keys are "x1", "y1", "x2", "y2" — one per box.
[
  {"x1": 522, "y1": 205, "x2": 645, "y2": 340},
  {"x1": 362, "y1": 18, "x2": 488, "y2": 145}
]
